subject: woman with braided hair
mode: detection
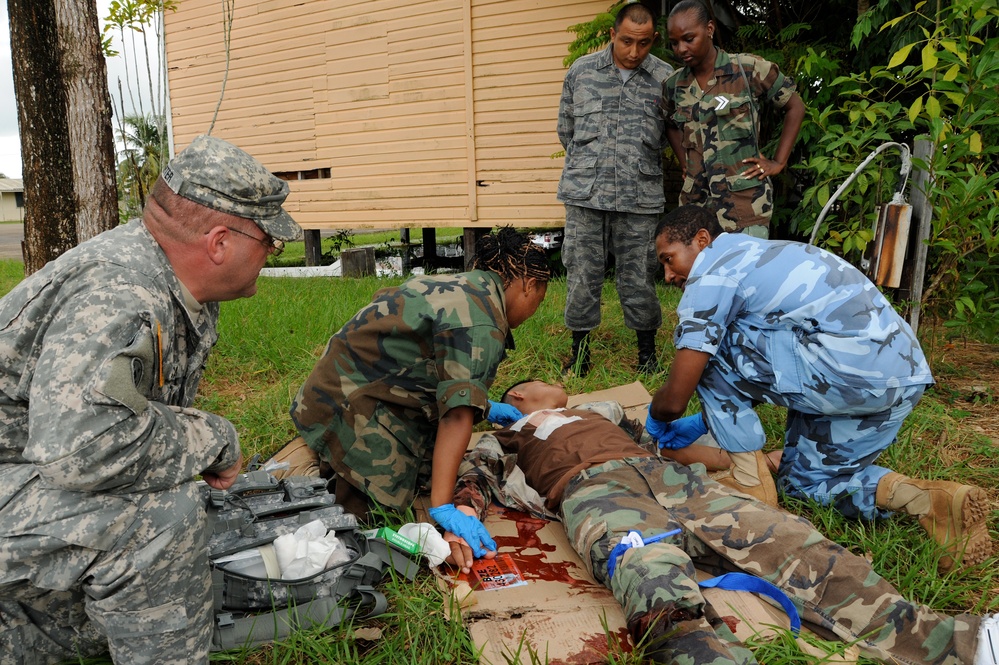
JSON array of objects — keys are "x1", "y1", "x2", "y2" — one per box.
[{"x1": 288, "y1": 227, "x2": 550, "y2": 557}]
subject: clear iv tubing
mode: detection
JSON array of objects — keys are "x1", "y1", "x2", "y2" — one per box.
[{"x1": 808, "y1": 142, "x2": 912, "y2": 245}]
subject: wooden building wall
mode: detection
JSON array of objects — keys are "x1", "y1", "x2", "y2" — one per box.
[{"x1": 163, "y1": 0, "x2": 610, "y2": 231}]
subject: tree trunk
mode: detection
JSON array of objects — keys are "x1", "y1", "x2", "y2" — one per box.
[
  {"x1": 55, "y1": 0, "x2": 118, "y2": 242},
  {"x1": 8, "y1": 0, "x2": 118, "y2": 275},
  {"x1": 9, "y1": 0, "x2": 77, "y2": 274}
]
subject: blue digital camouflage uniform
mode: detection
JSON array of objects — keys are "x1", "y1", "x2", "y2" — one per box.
[
  {"x1": 290, "y1": 270, "x2": 510, "y2": 510},
  {"x1": 0, "y1": 220, "x2": 242, "y2": 664},
  {"x1": 674, "y1": 233, "x2": 934, "y2": 519},
  {"x1": 454, "y1": 404, "x2": 980, "y2": 664},
  {"x1": 661, "y1": 50, "x2": 798, "y2": 234},
  {"x1": 557, "y1": 45, "x2": 672, "y2": 331}
]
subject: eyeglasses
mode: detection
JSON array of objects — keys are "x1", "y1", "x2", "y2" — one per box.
[{"x1": 226, "y1": 226, "x2": 284, "y2": 257}]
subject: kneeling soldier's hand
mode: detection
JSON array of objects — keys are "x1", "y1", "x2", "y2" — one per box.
[
  {"x1": 656, "y1": 413, "x2": 708, "y2": 450},
  {"x1": 486, "y1": 400, "x2": 524, "y2": 427}
]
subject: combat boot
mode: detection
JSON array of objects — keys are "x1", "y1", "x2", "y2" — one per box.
[
  {"x1": 563, "y1": 330, "x2": 591, "y2": 377},
  {"x1": 627, "y1": 606, "x2": 698, "y2": 663},
  {"x1": 875, "y1": 472, "x2": 992, "y2": 571},
  {"x1": 714, "y1": 451, "x2": 779, "y2": 507},
  {"x1": 636, "y1": 329, "x2": 662, "y2": 374},
  {"x1": 267, "y1": 436, "x2": 322, "y2": 479}
]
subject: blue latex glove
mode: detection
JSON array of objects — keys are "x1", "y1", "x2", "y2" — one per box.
[
  {"x1": 428, "y1": 504, "x2": 497, "y2": 557},
  {"x1": 486, "y1": 400, "x2": 524, "y2": 427},
  {"x1": 657, "y1": 413, "x2": 708, "y2": 450},
  {"x1": 645, "y1": 404, "x2": 671, "y2": 442}
]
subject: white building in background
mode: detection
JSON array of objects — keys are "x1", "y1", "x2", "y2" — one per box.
[{"x1": 0, "y1": 179, "x2": 24, "y2": 223}]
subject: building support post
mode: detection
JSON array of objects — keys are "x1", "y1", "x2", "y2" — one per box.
[{"x1": 303, "y1": 229, "x2": 322, "y2": 266}]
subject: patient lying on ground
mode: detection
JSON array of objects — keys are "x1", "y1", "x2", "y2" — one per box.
[{"x1": 446, "y1": 379, "x2": 994, "y2": 665}]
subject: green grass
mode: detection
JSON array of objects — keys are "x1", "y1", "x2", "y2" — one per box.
[
  {"x1": 200, "y1": 271, "x2": 999, "y2": 664},
  {"x1": 198, "y1": 274, "x2": 408, "y2": 456},
  {"x1": 0, "y1": 260, "x2": 25, "y2": 294},
  {"x1": 0, "y1": 259, "x2": 996, "y2": 664},
  {"x1": 235, "y1": 573, "x2": 480, "y2": 665}
]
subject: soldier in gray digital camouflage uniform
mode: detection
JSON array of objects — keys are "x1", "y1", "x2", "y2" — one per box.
[
  {"x1": 661, "y1": 0, "x2": 806, "y2": 237},
  {"x1": 647, "y1": 205, "x2": 993, "y2": 572},
  {"x1": 447, "y1": 380, "x2": 998, "y2": 665},
  {"x1": 287, "y1": 227, "x2": 551, "y2": 557},
  {"x1": 557, "y1": 1, "x2": 673, "y2": 376},
  {"x1": 0, "y1": 134, "x2": 302, "y2": 665}
]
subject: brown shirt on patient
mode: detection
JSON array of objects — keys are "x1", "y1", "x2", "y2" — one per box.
[{"x1": 493, "y1": 409, "x2": 653, "y2": 511}]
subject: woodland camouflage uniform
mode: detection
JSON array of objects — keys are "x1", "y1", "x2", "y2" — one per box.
[
  {"x1": 290, "y1": 270, "x2": 510, "y2": 509},
  {"x1": 661, "y1": 50, "x2": 797, "y2": 233},
  {"x1": 563, "y1": 457, "x2": 980, "y2": 665}
]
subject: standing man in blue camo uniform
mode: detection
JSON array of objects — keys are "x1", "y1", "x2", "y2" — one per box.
[
  {"x1": 557, "y1": 1, "x2": 673, "y2": 376},
  {"x1": 0, "y1": 135, "x2": 302, "y2": 664},
  {"x1": 646, "y1": 205, "x2": 992, "y2": 572}
]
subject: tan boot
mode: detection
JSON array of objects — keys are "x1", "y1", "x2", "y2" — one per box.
[
  {"x1": 268, "y1": 436, "x2": 322, "y2": 479},
  {"x1": 714, "y1": 451, "x2": 779, "y2": 507},
  {"x1": 875, "y1": 472, "x2": 993, "y2": 571}
]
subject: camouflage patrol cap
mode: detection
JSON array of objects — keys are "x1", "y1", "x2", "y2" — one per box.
[{"x1": 161, "y1": 134, "x2": 302, "y2": 241}]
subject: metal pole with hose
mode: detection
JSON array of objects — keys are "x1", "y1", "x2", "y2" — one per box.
[{"x1": 807, "y1": 142, "x2": 912, "y2": 246}]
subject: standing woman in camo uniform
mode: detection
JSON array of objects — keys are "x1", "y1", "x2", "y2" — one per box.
[
  {"x1": 289, "y1": 228, "x2": 551, "y2": 558},
  {"x1": 661, "y1": 0, "x2": 805, "y2": 238}
]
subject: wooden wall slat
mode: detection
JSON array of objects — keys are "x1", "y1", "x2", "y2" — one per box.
[
  {"x1": 319, "y1": 137, "x2": 466, "y2": 158},
  {"x1": 165, "y1": 0, "x2": 615, "y2": 229}
]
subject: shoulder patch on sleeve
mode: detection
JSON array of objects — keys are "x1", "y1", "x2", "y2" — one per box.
[{"x1": 92, "y1": 317, "x2": 160, "y2": 414}]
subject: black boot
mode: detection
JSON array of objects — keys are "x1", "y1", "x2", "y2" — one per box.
[
  {"x1": 627, "y1": 606, "x2": 700, "y2": 663},
  {"x1": 637, "y1": 329, "x2": 661, "y2": 374},
  {"x1": 563, "y1": 330, "x2": 592, "y2": 376}
]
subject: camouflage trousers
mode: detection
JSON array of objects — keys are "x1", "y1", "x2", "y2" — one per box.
[
  {"x1": 698, "y1": 349, "x2": 927, "y2": 519},
  {"x1": 562, "y1": 205, "x2": 662, "y2": 332},
  {"x1": 0, "y1": 483, "x2": 213, "y2": 664},
  {"x1": 680, "y1": 171, "x2": 772, "y2": 235},
  {"x1": 560, "y1": 457, "x2": 979, "y2": 665}
]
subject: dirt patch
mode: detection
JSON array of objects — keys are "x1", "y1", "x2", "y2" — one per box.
[{"x1": 928, "y1": 340, "x2": 999, "y2": 446}]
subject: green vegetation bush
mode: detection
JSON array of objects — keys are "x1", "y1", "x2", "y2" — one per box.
[{"x1": 797, "y1": 0, "x2": 999, "y2": 337}]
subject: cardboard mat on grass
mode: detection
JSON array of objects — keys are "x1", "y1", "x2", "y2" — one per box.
[{"x1": 436, "y1": 382, "x2": 859, "y2": 665}]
